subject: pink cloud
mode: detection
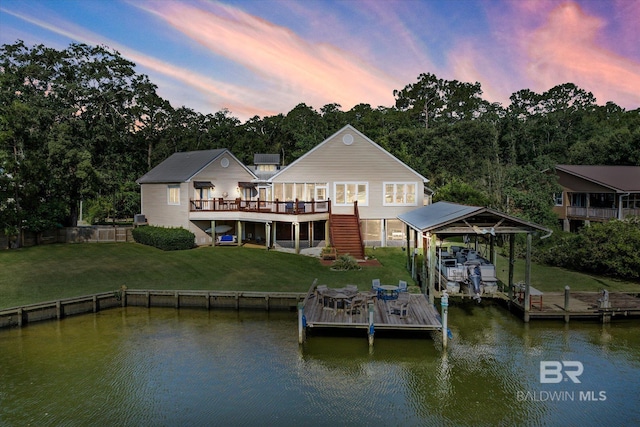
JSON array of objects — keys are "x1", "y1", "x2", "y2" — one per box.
[
  {"x1": 524, "y1": 2, "x2": 640, "y2": 106},
  {"x1": 144, "y1": 1, "x2": 403, "y2": 112}
]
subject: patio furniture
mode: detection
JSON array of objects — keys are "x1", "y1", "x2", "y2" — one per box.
[
  {"x1": 372, "y1": 279, "x2": 380, "y2": 289},
  {"x1": 378, "y1": 285, "x2": 399, "y2": 301},
  {"x1": 388, "y1": 292, "x2": 411, "y2": 318},
  {"x1": 315, "y1": 285, "x2": 328, "y2": 305},
  {"x1": 398, "y1": 280, "x2": 408, "y2": 292},
  {"x1": 346, "y1": 295, "x2": 367, "y2": 318}
]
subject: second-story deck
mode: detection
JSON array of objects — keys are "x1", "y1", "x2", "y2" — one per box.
[
  {"x1": 190, "y1": 198, "x2": 330, "y2": 215},
  {"x1": 566, "y1": 206, "x2": 640, "y2": 221}
]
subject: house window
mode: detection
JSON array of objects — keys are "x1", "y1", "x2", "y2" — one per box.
[
  {"x1": 384, "y1": 183, "x2": 417, "y2": 205},
  {"x1": 570, "y1": 193, "x2": 586, "y2": 207},
  {"x1": 553, "y1": 192, "x2": 563, "y2": 206},
  {"x1": 273, "y1": 183, "x2": 328, "y2": 201},
  {"x1": 334, "y1": 182, "x2": 368, "y2": 206},
  {"x1": 168, "y1": 185, "x2": 180, "y2": 205},
  {"x1": 623, "y1": 194, "x2": 640, "y2": 209}
]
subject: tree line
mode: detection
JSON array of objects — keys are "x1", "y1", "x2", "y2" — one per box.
[{"x1": 2, "y1": 41, "x2": 639, "y2": 245}]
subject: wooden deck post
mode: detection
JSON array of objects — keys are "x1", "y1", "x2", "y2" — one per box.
[
  {"x1": 294, "y1": 222, "x2": 300, "y2": 254},
  {"x1": 508, "y1": 234, "x2": 515, "y2": 302},
  {"x1": 56, "y1": 300, "x2": 62, "y2": 320},
  {"x1": 368, "y1": 303, "x2": 375, "y2": 347},
  {"x1": 121, "y1": 286, "x2": 127, "y2": 308},
  {"x1": 564, "y1": 286, "x2": 571, "y2": 323},
  {"x1": 441, "y1": 291, "x2": 449, "y2": 350},
  {"x1": 210, "y1": 220, "x2": 216, "y2": 246},
  {"x1": 427, "y1": 232, "x2": 436, "y2": 304}
]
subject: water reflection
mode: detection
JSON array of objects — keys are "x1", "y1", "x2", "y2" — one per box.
[{"x1": 1, "y1": 305, "x2": 639, "y2": 426}]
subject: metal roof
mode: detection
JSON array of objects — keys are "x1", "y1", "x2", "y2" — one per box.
[
  {"x1": 398, "y1": 201, "x2": 552, "y2": 236},
  {"x1": 556, "y1": 165, "x2": 640, "y2": 192},
  {"x1": 136, "y1": 149, "x2": 227, "y2": 183},
  {"x1": 253, "y1": 153, "x2": 280, "y2": 165}
]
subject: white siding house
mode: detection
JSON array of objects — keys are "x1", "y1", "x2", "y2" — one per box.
[{"x1": 136, "y1": 125, "x2": 430, "y2": 251}]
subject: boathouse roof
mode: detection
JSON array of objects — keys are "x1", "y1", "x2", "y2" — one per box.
[{"x1": 398, "y1": 201, "x2": 552, "y2": 236}]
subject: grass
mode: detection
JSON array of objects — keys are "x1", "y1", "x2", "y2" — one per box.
[
  {"x1": 0, "y1": 244, "x2": 413, "y2": 309},
  {"x1": 493, "y1": 254, "x2": 639, "y2": 293},
  {"x1": 1, "y1": 243, "x2": 637, "y2": 309}
]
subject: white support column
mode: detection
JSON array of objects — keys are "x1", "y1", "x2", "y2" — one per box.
[
  {"x1": 265, "y1": 222, "x2": 271, "y2": 249},
  {"x1": 294, "y1": 222, "x2": 300, "y2": 254},
  {"x1": 325, "y1": 220, "x2": 330, "y2": 246},
  {"x1": 236, "y1": 220, "x2": 243, "y2": 246}
]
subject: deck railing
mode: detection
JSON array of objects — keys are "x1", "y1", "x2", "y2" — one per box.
[
  {"x1": 190, "y1": 198, "x2": 330, "y2": 214},
  {"x1": 567, "y1": 206, "x2": 618, "y2": 220}
]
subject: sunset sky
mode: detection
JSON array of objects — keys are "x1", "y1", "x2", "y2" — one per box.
[{"x1": 1, "y1": 0, "x2": 639, "y2": 121}]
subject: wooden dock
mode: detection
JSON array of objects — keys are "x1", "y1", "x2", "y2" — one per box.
[
  {"x1": 509, "y1": 291, "x2": 640, "y2": 322},
  {"x1": 434, "y1": 288, "x2": 640, "y2": 323},
  {"x1": 299, "y1": 284, "x2": 443, "y2": 338}
]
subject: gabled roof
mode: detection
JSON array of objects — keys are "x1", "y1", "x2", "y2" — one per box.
[
  {"x1": 268, "y1": 124, "x2": 429, "y2": 182},
  {"x1": 398, "y1": 201, "x2": 552, "y2": 236},
  {"x1": 137, "y1": 149, "x2": 256, "y2": 184},
  {"x1": 556, "y1": 165, "x2": 640, "y2": 192}
]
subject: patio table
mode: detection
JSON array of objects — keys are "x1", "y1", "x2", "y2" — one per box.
[{"x1": 379, "y1": 285, "x2": 399, "y2": 301}]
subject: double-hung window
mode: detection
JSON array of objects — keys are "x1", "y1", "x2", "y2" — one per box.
[
  {"x1": 334, "y1": 182, "x2": 368, "y2": 206},
  {"x1": 168, "y1": 185, "x2": 180, "y2": 205},
  {"x1": 553, "y1": 192, "x2": 563, "y2": 206},
  {"x1": 384, "y1": 182, "x2": 417, "y2": 206}
]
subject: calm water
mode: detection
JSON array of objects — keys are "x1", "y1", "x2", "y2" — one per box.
[{"x1": 1, "y1": 304, "x2": 639, "y2": 426}]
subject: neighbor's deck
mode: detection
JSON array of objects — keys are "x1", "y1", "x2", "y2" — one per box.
[{"x1": 302, "y1": 292, "x2": 442, "y2": 331}]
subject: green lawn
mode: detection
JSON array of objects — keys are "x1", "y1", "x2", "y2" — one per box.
[
  {"x1": 1, "y1": 243, "x2": 637, "y2": 309},
  {"x1": 0, "y1": 244, "x2": 413, "y2": 309},
  {"x1": 493, "y1": 254, "x2": 639, "y2": 293}
]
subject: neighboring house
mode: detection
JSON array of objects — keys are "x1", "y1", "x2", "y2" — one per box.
[
  {"x1": 553, "y1": 164, "x2": 640, "y2": 232},
  {"x1": 136, "y1": 125, "x2": 430, "y2": 256}
]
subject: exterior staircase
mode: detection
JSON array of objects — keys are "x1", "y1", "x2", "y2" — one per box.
[{"x1": 329, "y1": 214, "x2": 365, "y2": 260}]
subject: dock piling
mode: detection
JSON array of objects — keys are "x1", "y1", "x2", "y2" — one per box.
[
  {"x1": 441, "y1": 291, "x2": 449, "y2": 350},
  {"x1": 368, "y1": 303, "x2": 375, "y2": 347},
  {"x1": 564, "y1": 286, "x2": 570, "y2": 323},
  {"x1": 298, "y1": 302, "x2": 305, "y2": 344}
]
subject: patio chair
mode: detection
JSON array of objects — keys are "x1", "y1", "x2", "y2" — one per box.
[
  {"x1": 372, "y1": 279, "x2": 381, "y2": 289},
  {"x1": 398, "y1": 280, "x2": 408, "y2": 292},
  {"x1": 315, "y1": 285, "x2": 328, "y2": 305},
  {"x1": 345, "y1": 284, "x2": 358, "y2": 294},
  {"x1": 362, "y1": 289, "x2": 378, "y2": 305},
  {"x1": 346, "y1": 295, "x2": 367, "y2": 318},
  {"x1": 388, "y1": 292, "x2": 411, "y2": 318}
]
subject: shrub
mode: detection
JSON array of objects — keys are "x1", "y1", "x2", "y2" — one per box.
[
  {"x1": 538, "y1": 218, "x2": 640, "y2": 280},
  {"x1": 331, "y1": 254, "x2": 361, "y2": 271},
  {"x1": 132, "y1": 226, "x2": 195, "y2": 251}
]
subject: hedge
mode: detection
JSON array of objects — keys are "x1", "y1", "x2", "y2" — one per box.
[{"x1": 131, "y1": 226, "x2": 195, "y2": 251}]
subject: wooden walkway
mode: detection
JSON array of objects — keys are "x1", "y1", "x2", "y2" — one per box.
[
  {"x1": 510, "y1": 291, "x2": 640, "y2": 322},
  {"x1": 435, "y1": 288, "x2": 640, "y2": 323},
  {"x1": 301, "y1": 289, "x2": 442, "y2": 332}
]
